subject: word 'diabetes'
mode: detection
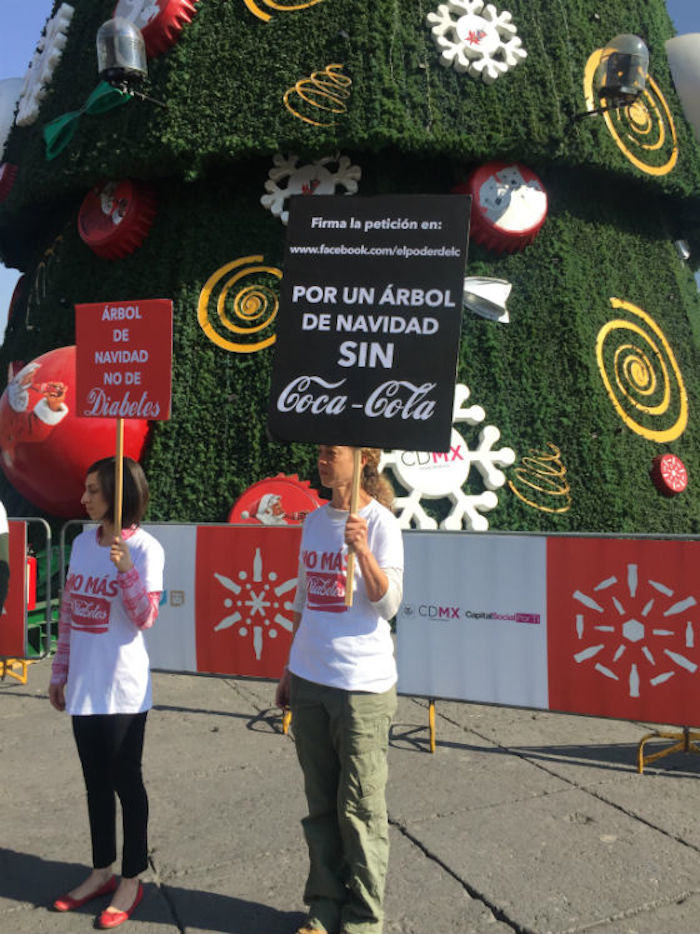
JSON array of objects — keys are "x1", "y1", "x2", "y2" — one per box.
[{"x1": 82, "y1": 387, "x2": 161, "y2": 418}]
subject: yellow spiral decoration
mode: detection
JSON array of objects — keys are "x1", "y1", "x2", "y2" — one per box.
[
  {"x1": 284, "y1": 64, "x2": 352, "y2": 127},
  {"x1": 198, "y1": 256, "x2": 282, "y2": 354},
  {"x1": 595, "y1": 297, "x2": 688, "y2": 442},
  {"x1": 583, "y1": 51, "x2": 678, "y2": 176},
  {"x1": 244, "y1": 0, "x2": 324, "y2": 22},
  {"x1": 508, "y1": 443, "x2": 572, "y2": 514}
]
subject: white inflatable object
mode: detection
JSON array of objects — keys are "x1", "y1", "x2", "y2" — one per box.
[{"x1": 666, "y1": 34, "x2": 700, "y2": 141}]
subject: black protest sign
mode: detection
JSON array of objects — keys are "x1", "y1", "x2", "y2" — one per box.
[{"x1": 267, "y1": 194, "x2": 470, "y2": 452}]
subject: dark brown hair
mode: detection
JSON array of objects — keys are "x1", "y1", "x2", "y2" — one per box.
[
  {"x1": 86, "y1": 456, "x2": 150, "y2": 528},
  {"x1": 360, "y1": 448, "x2": 394, "y2": 509}
]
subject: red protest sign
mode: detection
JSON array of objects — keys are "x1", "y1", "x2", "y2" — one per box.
[{"x1": 75, "y1": 300, "x2": 173, "y2": 420}]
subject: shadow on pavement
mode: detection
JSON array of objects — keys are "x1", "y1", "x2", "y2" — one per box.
[
  {"x1": 0, "y1": 848, "x2": 305, "y2": 934},
  {"x1": 389, "y1": 722, "x2": 700, "y2": 776}
]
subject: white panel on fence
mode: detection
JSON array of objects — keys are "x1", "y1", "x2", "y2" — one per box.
[
  {"x1": 142, "y1": 524, "x2": 197, "y2": 672},
  {"x1": 397, "y1": 532, "x2": 548, "y2": 706}
]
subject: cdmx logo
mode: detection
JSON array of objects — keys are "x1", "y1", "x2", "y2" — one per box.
[
  {"x1": 419, "y1": 604, "x2": 462, "y2": 619},
  {"x1": 401, "y1": 604, "x2": 541, "y2": 624},
  {"x1": 398, "y1": 446, "x2": 465, "y2": 467}
]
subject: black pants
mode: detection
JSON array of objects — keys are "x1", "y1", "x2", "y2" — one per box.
[{"x1": 72, "y1": 712, "x2": 149, "y2": 878}]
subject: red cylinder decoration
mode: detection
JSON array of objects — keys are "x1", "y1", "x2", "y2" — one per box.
[
  {"x1": 651, "y1": 453, "x2": 688, "y2": 497},
  {"x1": 0, "y1": 163, "x2": 18, "y2": 203},
  {"x1": 78, "y1": 179, "x2": 157, "y2": 260},
  {"x1": 0, "y1": 345, "x2": 150, "y2": 517},
  {"x1": 229, "y1": 474, "x2": 327, "y2": 526},
  {"x1": 453, "y1": 161, "x2": 548, "y2": 254},
  {"x1": 113, "y1": 0, "x2": 200, "y2": 58}
]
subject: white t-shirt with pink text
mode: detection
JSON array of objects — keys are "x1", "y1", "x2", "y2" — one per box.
[
  {"x1": 64, "y1": 527, "x2": 164, "y2": 715},
  {"x1": 289, "y1": 498, "x2": 404, "y2": 693}
]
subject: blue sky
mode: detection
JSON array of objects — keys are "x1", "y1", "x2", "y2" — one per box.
[{"x1": 0, "y1": 0, "x2": 699, "y2": 335}]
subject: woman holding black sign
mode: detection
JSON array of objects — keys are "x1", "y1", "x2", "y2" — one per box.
[
  {"x1": 48, "y1": 456, "x2": 164, "y2": 929},
  {"x1": 276, "y1": 445, "x2": 403, "y2": 934}
]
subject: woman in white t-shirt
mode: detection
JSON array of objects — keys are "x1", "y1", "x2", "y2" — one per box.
[
  {"x1": 276, "y1": 446, "x2": 403, "y2": 934},
  {"x1": 48, "y1": 456, "x2": 164, "y2": 930}
]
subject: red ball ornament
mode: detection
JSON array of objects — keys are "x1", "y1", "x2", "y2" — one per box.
[
  {"x1": 0, "y1": 163, "x2": 18, "y2": 203},
  {"x1": 651, "y1": 453, "x2": 688, "y2": 497},
  {"x1": 78, "y1": 179, "x2": 157, "y2": 260},
  {"x1": 453, "y1": 161, "x2": 548, "y2": 254},
  {"x1": 0, "y1": 346, "x2": 150, "y2": 517},
  {"x1": 113, "y1": 0, "x2": 200, "y2": 58},
  {"x1": 229, "y1": 474, "x2": 327, "y2": 526}
]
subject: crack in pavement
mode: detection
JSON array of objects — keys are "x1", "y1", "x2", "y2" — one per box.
[{"x1": 388, "y1": 817, "x2": 532, "y2": 934}]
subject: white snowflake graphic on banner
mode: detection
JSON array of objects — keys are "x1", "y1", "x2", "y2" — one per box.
[
  {"x1": 261, "y1": 153, "x2": 361, "y2": 225},
  {"x1": 211, "y1": 545, "x2": 296, "y2": 661},
  {"x1": 426, "y1": 0, "x2": 527, "y2": 84},
  {"x1": 380, "y1": 383, "x2": 515, "y2": 531},
  {"x1": 16, "y1": 4, "x2": 74, "y2": 127},
  {"x1": 572, "y1": 563, "x2": 699, "y2": 697}
]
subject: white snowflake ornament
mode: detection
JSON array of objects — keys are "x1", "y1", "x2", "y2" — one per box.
[
  {"x1": 380, "y1": 383, "x2": 515, "y2": 531},
  {"x1": 16, "y1": 4, "x2": 74, "y2": 127},
  {"x1": 260, "y1": 153, "x2": 361, "y2": 225},
  {"x1": 426, "y1": 0, "x2": 527, "y2": 84}
]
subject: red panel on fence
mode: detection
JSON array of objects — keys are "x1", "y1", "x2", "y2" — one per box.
[
  {"x1": 547, "y1": 537, "x2": 700, "y2": 725},
  {"x1": 0, "y1": 522, "x2": 27, "y2": 657},
  {"x1": 194, "y1": 525, "x2": 301, "y2": 678}
]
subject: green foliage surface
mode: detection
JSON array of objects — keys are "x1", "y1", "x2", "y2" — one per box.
[{"x1": 0, "y1": 0, "x2": 699, "y2": 533}]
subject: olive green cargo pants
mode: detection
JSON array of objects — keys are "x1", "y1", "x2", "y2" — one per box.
[{"x1": 290, "y1": 673, "x2": 397, "y2": 934}]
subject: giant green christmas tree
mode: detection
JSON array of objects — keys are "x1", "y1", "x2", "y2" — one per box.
[{"x1": 0, "y1": 0, "x2": 699, "y2": 533}]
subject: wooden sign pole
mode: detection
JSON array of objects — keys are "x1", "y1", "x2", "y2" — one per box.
[
  {"x1": 115, "y1": 417, "x2": 124, "y2": 535},
  {"x1": 344, "y1": 447, "x2": 362, "y2": 607}
]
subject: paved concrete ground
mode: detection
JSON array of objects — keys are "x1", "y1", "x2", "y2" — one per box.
[{"x1": 2, "y1": 660, "x2": 700, "y2": 934}]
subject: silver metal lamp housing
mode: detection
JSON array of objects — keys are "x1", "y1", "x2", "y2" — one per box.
[
  {"x1": 96, "y1": 17, "x2": 147, "y2": 89},
  {"x1": 596, "y1": 34, "x2": 649, "y2": 105}
]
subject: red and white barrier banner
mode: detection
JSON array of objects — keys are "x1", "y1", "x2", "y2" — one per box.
[
  {"x1": 143, "y1": 524, "x2": 300, "y2": 679},
  {"x1": 0, "y1": 521, "x2": 28, "y2": 658},
  {"x1": 139, "y1": 525, "x2": 700, "y2": 727},
  {"x1": 398, "y1": 532, "x2": 700, "y2": 727}
]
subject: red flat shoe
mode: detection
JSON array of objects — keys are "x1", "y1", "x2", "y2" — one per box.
[
  {"x1": 96, "y1": 881, "x2": 144, "y2": 929},
  {"x1": 53, "y1": 875, "x2": 118, "y2": 912}
]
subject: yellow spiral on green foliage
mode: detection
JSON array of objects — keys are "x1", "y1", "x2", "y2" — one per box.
[
  {"x1": 284, "y1": 64, "x2": 352, "y2": 126},
  {"x1": 595, "y1": 298, "x2": 688, "y2": 442},
  {"x1": 198, "y1": 256, "x2": 281, "y2": 354},
  {"x1": 583, "y1": 52, "x2": 678, "y2": 176},
  {"x1": 244, "y1": 0, "x2": 324, "y2": 22}
]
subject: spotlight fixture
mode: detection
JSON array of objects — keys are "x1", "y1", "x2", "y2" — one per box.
[
  {"x1": 96, "y1": 18, "x2": 166, "y2": 107},
  {"x1": 576, "y1": 34, "x2": 649, "y2": 119}
]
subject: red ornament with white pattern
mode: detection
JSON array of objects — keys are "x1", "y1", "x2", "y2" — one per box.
[
  {"x1": 78, "y1": 179, "x2": 157, "y2": 260},
  {"x1": 0, "y1": 346, "x2": 150, "y2": 517},
  {"x1": 113, "y1": 0, "x2": 200, "y2": 58},
  {"x1": 229, "y1": 474, "x2": 326, "y2": 526},
  {"x1": 651, "y1": 453, "x2": 688, "y2": 497},
  {"x1": 453, "y1": 161, "x2": 548, "y2": 254}
]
